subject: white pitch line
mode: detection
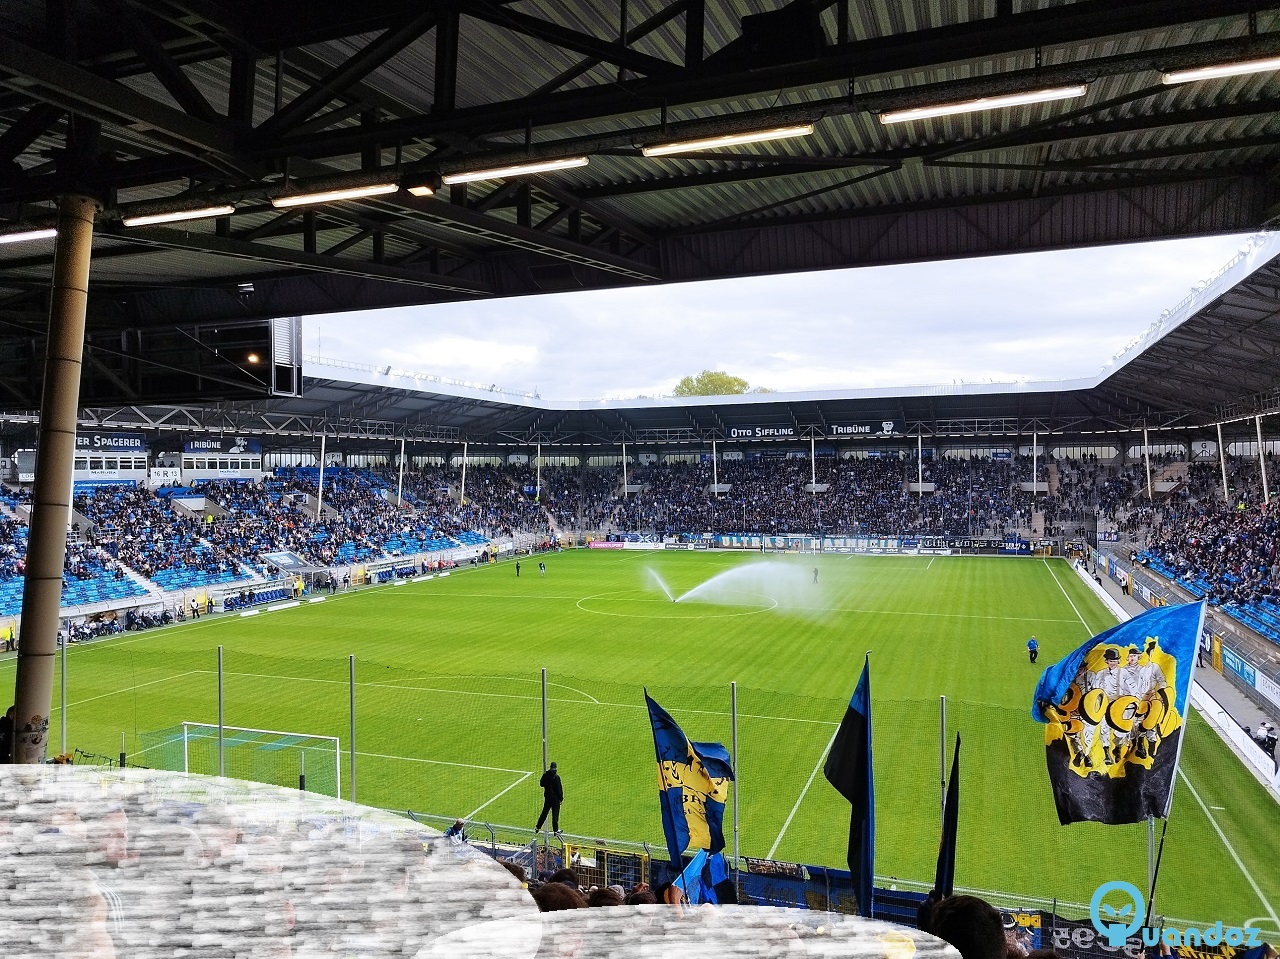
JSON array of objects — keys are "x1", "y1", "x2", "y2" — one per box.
[
  {"x1": 355, "y1": 750, "x2": 532, "y2": 775},
  {"x1": 927, "y1": 558, "x2": 935, "y2": 571},
  {"x1": 767, "y1": 722, "x2": 841, "y2": 860},
  {"x1": 199, "y1": 669, "x2": 836, "y2": 725},
  {"x1": 377, "y1": 673, "x2": 600, "y2": 705},
  {"x1": 61, "y1": 671, "x2": 202, "y2": 709},
  {"x1": 466, "y1": 771, "x2": 534, "y2": 820},
  {"x1": 1043, "y1": 558, "x2": 1092, "y2": 634},
  {"x1": 1178, "y1": 767, "x2": 1279, "y2": 928}
]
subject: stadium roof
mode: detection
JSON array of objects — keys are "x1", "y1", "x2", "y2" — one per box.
[
  {"x1": 26, "y1": 231, "x2": 1279, "y2": 449},
  {"x1": 3, "y1": 1, "x2": 1280, "y2": 332}
]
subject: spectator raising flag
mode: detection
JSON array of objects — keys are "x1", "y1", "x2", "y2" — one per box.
[
  {"x1": 1032, "y1": 603, "x2": 1204, "y2": 825},
  {"x1": 823, "y1": 654, "x2": 874, "y2": 918},
  {"x1": 644, "y1": 691, "x2": 736, "y2": 904},
  {"x1": 934, "y1": 735, "x2": 961, "y2": 899}
]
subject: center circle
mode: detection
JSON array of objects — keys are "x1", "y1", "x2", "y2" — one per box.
[{"x1": 576, "y1": 588, "x2": 778, "y2": 619}]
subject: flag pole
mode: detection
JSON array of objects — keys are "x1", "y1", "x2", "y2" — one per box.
[
  {"x1": 731, "y1": 680, "x2": 740, "y2": 897},
  {"x1": 939, "y1": 695, "x2": 947, "y2": 824},
  {"x1": 541, "y1": 668, "x2": 549, "y2": 773},
  {"x1": 1146, "y1": 817, "x2": 1169, "y2": 925},
  {"x1": 1147, "y1": 816, "x2": 1155, "y2": 912}
]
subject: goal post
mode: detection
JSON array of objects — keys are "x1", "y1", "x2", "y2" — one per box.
[{"x1": 139, "y1": 723, "x2": 341, "y2": 798}]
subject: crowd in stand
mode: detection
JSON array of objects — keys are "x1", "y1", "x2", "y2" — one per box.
[
  {"x1": 516, "y1": 860, "x2": 1071, "y2": 959},
  {"x1": 74, "y1": 485, "x2": 238, "y2": 581},
  {"x1": 599, "y1": 455, "x2": 1071, "y2": 538},
  {"x1": 1139, "y1": 496, "x2": 1280, "y2": 606},
  {"x1": 0, "y1": 515, "x2": 25, "y2": 579},
  {"x1": 4, "y1": 450, "x2": 1280, "y2": 624}
]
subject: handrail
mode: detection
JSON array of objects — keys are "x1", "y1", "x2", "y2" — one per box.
[{"x1": 304, "y1": 354, "x2": 539, "y2": 400}]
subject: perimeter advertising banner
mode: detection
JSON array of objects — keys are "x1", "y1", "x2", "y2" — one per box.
[
  {"x1": 75, "y1": 432, "x2": 147, "y2": 453},
  {"x1": 828, "y1": 421, "x2": 902, "y2": 437},
  {"x1": 184, "y1": 437, "x2": 262, "y2": 454},
  {"x1": 727, "y1": 425, "x2": 797, "y2": 440}
]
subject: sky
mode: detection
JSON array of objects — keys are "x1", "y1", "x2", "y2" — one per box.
[{"x1": 307, "y1": 233, "x2": 1252, "y2": 401}]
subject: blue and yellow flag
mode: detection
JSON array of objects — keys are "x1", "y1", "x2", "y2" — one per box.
[
  {"x1": 644, "y1": 691, "x2": 735, "y2": 868},
  {"x1": 823, "y1": 655, "x2": 874, "y2": 918},
  {"x1": 1032, "y1": 602, "x2": 1204, "y2": 825}
]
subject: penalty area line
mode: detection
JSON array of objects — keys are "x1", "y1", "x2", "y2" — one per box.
[
  {"x1": 355, "y1": 750, "x2": 532, "y2": 776},
  {"x1": 767, "y1": 722, "x2": 841, "y2": 860},
  {"x1": 466, "y1": 771, "x2": 534, "y2": 821}
]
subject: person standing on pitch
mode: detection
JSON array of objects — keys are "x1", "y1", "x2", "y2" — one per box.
[
  {"x1": 515, "y1": 561, "x2": 521, "y2": 577},
  {"x1": 536, "y1": 761, "x2": 563, "y2": 835},
  {"x1": 812, "y1": 567, "x2": 819, "y2": 584},
  {"x1": 539, "y1": 561, "x2": 546, "y2": 577},
  {"x1": 1027, "y1": 636, "x2": 1039, "y2": 664}
]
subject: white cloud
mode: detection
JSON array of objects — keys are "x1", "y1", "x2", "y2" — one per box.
[{"x1": 307, "y1": 233, "x2": 1251, "y2": 399}]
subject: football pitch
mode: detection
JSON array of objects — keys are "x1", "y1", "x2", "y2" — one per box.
[{"x1": 8, "y1": 550, "x2": 1278, "y2": 929}]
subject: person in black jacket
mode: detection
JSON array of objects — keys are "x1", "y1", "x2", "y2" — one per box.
[
  {"x1": 0, "y1": 704, "x2": 14, "y2": 764},
  {"x1": 535, "y1": 761, "x2": 563, "y2": 835}
]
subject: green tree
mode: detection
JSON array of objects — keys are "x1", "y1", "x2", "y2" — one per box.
[{"x1": 672, "y1": 370, "x2": 751, "y2": 396}]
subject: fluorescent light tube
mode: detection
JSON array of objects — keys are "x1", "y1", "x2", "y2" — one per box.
[
  {"x1": 0, "y1": 228, "x2": 57, "y2": 244},
  {"x1": 271, "y1": 183, "x2": 399, "y2": 208},
  {"x1": 441, "y1": 157, "x2": 588, "y2": 185},
  {"x1": 1162, "y1": 56, "x2": 1280, "y2": 85},
  {"x1": 642, "y1": 124, "x2": 815, "y2": 157},
  {"x1": 879, "y1": 85, "x2": 1088, "y2": 124},
  {"x1": 121, "y1": 205, "x2": 235, "y2": 227}
]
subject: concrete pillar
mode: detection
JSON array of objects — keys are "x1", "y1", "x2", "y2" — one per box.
[
  {"x1": 14, "y1": 194, "x2": 96, "y2": 763},
  {"x1": 1143, "y1": 427, "x2": 1153, "y2": 501},
  {"x1": 1217, "y1": 422, "x2": 1229, "y2": 504},
  {"x1": 1256, "y1": 415, "x2": 1270, "y2": 504}
]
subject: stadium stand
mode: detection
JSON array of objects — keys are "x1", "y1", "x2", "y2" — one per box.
[
  {"x1": 0, "y1": 518, "x2": 148, "y2": 616},
  {"x1": 4, "y1": 455, "x2": 1280, "y2": 657},
  {"x1": 74, "y1": 484, "x2": 249, "y2": 592}
]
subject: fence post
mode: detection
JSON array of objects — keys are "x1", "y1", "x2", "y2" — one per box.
[
  {"x1": 217, "y1": 645, "x2": 224, "y2": 777},
  {"x1": 731, "y1": 680, "x2": 740, "y2": 898},
  {"x1": 541, "y1": 667, "x2": 549, "y2": 773},
  {"x1": 120, "y1": 731, "x2": 126, "y2": 769},
  {"x1": 939, "y1": 695, "x2": 947, "y2": 824},
  {"x1": 349, "y1": 654, "x2": 357, "y2": 803},
  {"x1": 59, "y1": 638, "x2": 66, "y2": 755}
]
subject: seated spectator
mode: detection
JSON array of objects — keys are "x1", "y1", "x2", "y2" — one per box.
[
  {"x1": 587, "y1": 886, "x2": 624, "y2": 907},
  {"x1": 443, "y1": 818, "x2": 468, "y2": 845},
  {"x1": 928, "y1": 894, "x2": 1007, "y2": 959},
  {"x1": 532, "y1": 882, "x2": 588, "y2": 911}
]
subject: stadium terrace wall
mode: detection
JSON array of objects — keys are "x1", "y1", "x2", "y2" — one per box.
[
  {"x1": 590, "y1": 534, "x2": 1039, "y2": 554},
  {"x1": 454, "y1": 827, "x2": 1225, "y2": 945}
]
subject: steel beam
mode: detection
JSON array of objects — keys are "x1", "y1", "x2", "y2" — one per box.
[
  {"x1": 433, "y1": 3, "x2": 459, "y2": 114},
  {"x1": 253, "y1": 9, "x2": 438, "y2": 142},
  {"x1": 0, "y1": 34, "x2": 233, "y2": 160},
  {"x1": 110, "y1": 226, "x2": 492, "y2": 293},
  {"x1": 94, "y1": 0, "x2": 221, "y2": 124},
  {"x1": 0, "y1": 104, "x2": 63, "y2": 164},
  {"x1": 394, "y1": 194, "x2": 659, "y2": 280},
  {"x1": 467, "y1": 4, "x2": 678, "y2": 77}
]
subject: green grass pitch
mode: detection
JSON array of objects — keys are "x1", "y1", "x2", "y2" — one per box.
[{"x1": 7, "y1": 550, "x2": 1277, "y2": 929}]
